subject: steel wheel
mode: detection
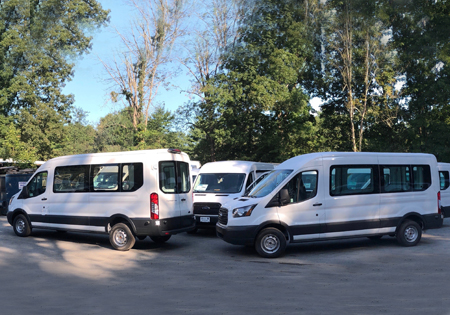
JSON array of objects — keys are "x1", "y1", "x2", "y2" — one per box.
[
  {"x1": 255, "y1": 227, "x2": 286, "y2": 258},
  {"x1": 397, "y1": 220, "x2": 422, "y2": 247},
  {"x1": 403, "y1": 225, "x2": 418, "y2": 243},
  {"x1": 109, "y1": 223, "x2": 135, "y2": 251},
  {"x1": 13, "y1": 214, "x2": 31, "y2": 237},
  {"x1": 261, "y1": 234, "x2": 281, "y2": 254}
]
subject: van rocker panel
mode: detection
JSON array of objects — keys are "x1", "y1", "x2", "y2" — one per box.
[{"x1": 24, "y1": 213, "x2": 195, "y2": 237}]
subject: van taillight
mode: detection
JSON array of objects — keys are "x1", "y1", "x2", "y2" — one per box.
[
  {"x1": 150, "y1": 193, "x2": 159, "y2": 220},
  {"x1": 438, "y1": 191, "x2": 442, "y2": 214}
]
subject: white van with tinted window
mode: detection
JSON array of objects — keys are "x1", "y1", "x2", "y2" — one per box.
[
  {"x1": 7, "y1": 149, "x2": 195, "y2": 250},
  {"x1": 192, "y1": 161, "x2": 274, "y2": 231},
  {"x1": 438, "y1": 163, "x2": 450, "y2": 217},
  {"x1": 216, "y1": 152, "x2": 443, "y2": 258}
]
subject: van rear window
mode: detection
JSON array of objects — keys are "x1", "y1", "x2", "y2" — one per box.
[{"x1": 159, "y1": 161, "x2": 190, "y2": 194}]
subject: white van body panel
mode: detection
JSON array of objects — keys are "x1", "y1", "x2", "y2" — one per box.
[
  {"x1": 217, "y1": 152, "x2": 442, "y2": 253},
  {"x1": 7, "y1": 149, "x2": 195, "y2": 238}
]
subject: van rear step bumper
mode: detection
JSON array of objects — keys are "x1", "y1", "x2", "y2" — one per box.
[{"x1": 133, "y1": 215, "x2": 196, "y2": 237}]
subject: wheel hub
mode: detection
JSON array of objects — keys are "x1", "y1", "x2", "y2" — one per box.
[
  {"x1": 114, "y1": 229, "x2": 128, "y2": 246},
  {"x1": 404, "y1": 226, "x2": 418, "y2": 242},
  {"x1": 262, "y1": 234, "x2": 280, "y2": 253},
  {"x1": 16, "y1": 219, "x2": 25, "y2": 233}
]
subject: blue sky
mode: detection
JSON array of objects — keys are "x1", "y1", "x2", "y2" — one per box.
[{"x1": 62, "y1": 0, "x2": 193, "y2": 125}]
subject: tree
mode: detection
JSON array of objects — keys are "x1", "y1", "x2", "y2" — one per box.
[
  {"x1": 101, "y1": 0, "x2": 186, "y2": 131},
  {"x1": 317, "y1": 0, "x2": 399, "y2": 152},
  {"x1": 177, "y1": 0, "x2": 247, "y2": 161},
  {"x1": 190, "y1": 0, "x2": 318, "y2": 163},
  {"x1": 0, "y1": 0, "x2": 109, "y2": 160},
  {"x1": 389, "y1": 0, "x2": 450, "y2": 160}
]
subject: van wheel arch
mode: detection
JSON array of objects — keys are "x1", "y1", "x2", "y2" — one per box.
[
  {"x1": 255, "y1": 221, "x2": 290, "y2": 244},
  {"x1": 10, "y1": 209, "x2": 32, "y2": 228},
  {"x1": 397, "y1": 213, "x2": 424, "y2": 232},
  {"x1": 108, "y1": 214, "x2": 137, "y2": 235}
]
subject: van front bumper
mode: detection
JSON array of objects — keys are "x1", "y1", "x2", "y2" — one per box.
[{"x1": 216, "y1": 223, "x2": 258, "y2": 246}]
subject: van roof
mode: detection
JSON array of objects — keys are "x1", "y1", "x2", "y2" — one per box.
[
  {"x1": 38, "y1": 149, "x2": 189, "y2": 168},
  {"x1": 279, "y1": 152, "x2": 437, "y2": 169},
  {"x1": 199, "y1": 161, "x2": 274, "y2": 174}
]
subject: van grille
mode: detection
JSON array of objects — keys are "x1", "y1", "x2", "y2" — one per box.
[
  {"x1": 193, "y1": 202, "x2": 221, "y2": 215},
  {"x1": 218, "y1": 208, "x2": 228, "y2": 225}
]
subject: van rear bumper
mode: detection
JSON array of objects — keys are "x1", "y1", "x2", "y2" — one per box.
[
  {"x1": 132, "y1": 215, "x2": 196, "y2": 237},
  {"x1": 216, "y1": 223, "x2": 257, "y2": 246},
  {"x1": 423, "y1": 213, "x2": 444, "y2": 229}
]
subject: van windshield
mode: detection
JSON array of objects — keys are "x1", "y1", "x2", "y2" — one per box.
[
  {"x1": 243, "y1": 172, "x2": 270, "y2": 196},
  {"x1": 247, "y1": 169, "x2": 293, "y2": 198},
  {"x1": 193, "y1": 173, "x2": 246, "y2": 193}
]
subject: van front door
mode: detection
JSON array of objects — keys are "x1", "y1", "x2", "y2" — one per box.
[
  {"x1": 20, "y1": 171, "x2": 49, "y2": 225},
  {"x1": 276, "y1": 169, "x2": 324, "y2": 242}
]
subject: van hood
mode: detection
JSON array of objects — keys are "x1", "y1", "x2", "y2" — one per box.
[{"x1": 221, "y1": 196, "x2": 259, "y2": 210}]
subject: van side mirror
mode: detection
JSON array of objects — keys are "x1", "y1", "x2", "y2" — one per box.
[
  {"x1": 279, "y1": 188, "x2": 290, "y2": 206},
  {"x1": 265, "y1": 188, "x2": 291, "y2": 208}
]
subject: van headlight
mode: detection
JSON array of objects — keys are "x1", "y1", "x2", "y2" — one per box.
[
  {"x1": 232, "y1": 204, "x2": 257, "y2": 218},
  {"x1": 9, "y1": 196, "x2": 14, "y2": 205}
]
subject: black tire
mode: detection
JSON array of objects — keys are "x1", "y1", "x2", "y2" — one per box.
[
  {"x1": 396, "y1": 220, "x2": 422, "y2": 247},
  {"x1": 255, "y1": 227, "x2": 286, "y2": 258},
  {"x1": 368, "y1": 235, "x2": 383, "y2": 240},
  {"x1": 13, "y1": 214, "x2": 31, "y2": 237},
  {"x1": 109, "y1": 223, "x2": 136, "y2": 251},
  {"x1": 150, "y1": 235, "x2": 171, "y2": 244},
  {"x1": 136, "y1": 235, "x2": 147, "y2": 241},
  {"x1": 56, "y1": 230, "x2": 67, "y2": 234}
]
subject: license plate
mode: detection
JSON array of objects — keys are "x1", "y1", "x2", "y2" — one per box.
[{"x1": 200, "y1": 217, "x2": 210, "y2": 223}]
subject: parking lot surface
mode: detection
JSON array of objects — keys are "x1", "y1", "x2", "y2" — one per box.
[{"x1": 1, "y1": 216, "x2": 450, "y2": 314}]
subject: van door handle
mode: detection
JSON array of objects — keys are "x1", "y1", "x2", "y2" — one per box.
[
  {"x1": 313, "y1": 203, "x2": 322, "y2": 206},
  {"x1": 41, "y1": 198, "x2": 47, "y2": 201},
  {"x1": 181, "y1": 198, "x2": 186, "y2": 201}
]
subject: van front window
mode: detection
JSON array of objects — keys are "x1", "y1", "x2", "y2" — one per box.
[
  {"x1": 193, "y1": 173, "x2": 246, "y2": 193},
  {"x1": 247, "y1": 170, "x2": 293, "y2": 198}
]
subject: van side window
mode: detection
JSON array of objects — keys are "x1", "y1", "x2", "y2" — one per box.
[
  {"x1": 54, "y1": 166, "x2": 89, "y2": 193},
  {"x1": 25, "y1": 171, "x2": 48, "y2": 198},
  {"x1": 282, "y1": 171, "x2": 318, "y2": 204},
  {"x1": 381, "y1": 165, "x2": 431, "y2": 192},
  {"x1": 92, "y1": 165, "x2": 119, "y2": 192},
  {"x1": 412, "y1": 165, "x2": 431, "y2": 191},
  {"x1": 245, "y1": 172, "x2": 254, "y2": 189},
  {"x1": 330, "y1": 166, "x2": 376, "y2": 196},
  {"x1": 122, "y1": 163, "x2": 143, "y2": 192},
  {"x1": 440, "y1": 171, "x2": 450, "y2": 190},
  {"x1": 381, "y1": 166, "x2": 411, "y2": 192}
]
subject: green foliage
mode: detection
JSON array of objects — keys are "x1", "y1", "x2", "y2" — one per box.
[
  {"x1": 0, "y1": 116, "x2": 39, "y2": 168},
  {"x1": 189, "y1": 0, "x2": 319, "y2": 164},
  {"x1": 389, "y1": 0, "x2": 450, "y2": 160},
  {"x1": 0, "y1": 0, "x2": 109, "y2": 160}
]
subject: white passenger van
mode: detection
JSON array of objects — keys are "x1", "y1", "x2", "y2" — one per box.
[
  {"x1": 438, "y1": 163, "x2": 450, "y2": 217},
  {"x1": 216, "y1": 152, "x2": 443, "y2": 258},
  {"x1": 192, "y1": 161, "x2": 274, "y2": 231},
  {"x1": 7, "y1": 149, "x2": 195, "y2": 251}
]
